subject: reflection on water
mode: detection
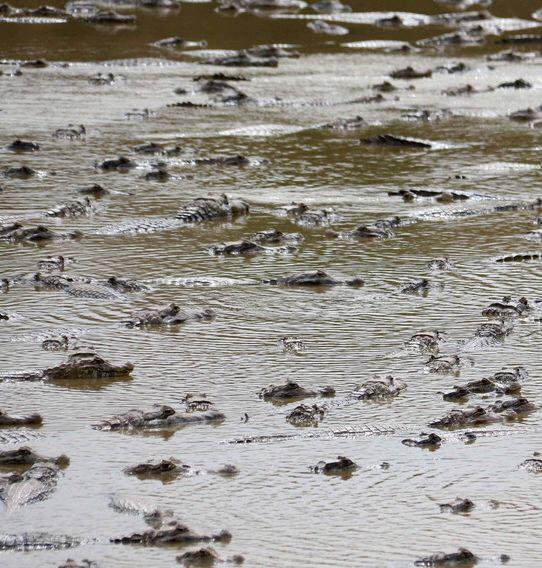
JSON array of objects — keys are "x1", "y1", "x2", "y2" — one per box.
[{"x1": 2, "y1": 0, "x2": 542, "y2": 566}]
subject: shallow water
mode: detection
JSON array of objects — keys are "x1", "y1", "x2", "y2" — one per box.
[{"x1": 2, "y1": 0, "x2": 542, "y2": 566}]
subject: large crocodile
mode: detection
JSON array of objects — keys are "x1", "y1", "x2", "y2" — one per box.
[
  {"x1": 0, "y1": 352, "x2": 133, "y2": 383},
  {"x1": 0, "y1": 447, "x2": 68, "y2": 466},
  {"x1": 0, "y1": 409, "x2": 42, "y2": 426},
  {"x1": 443, "y1": 368, "x2": 527, "y2": 401},
  {"x1": 45, "y1": 198, "x2": 95, "y2": 218},
  {"x1": 0, "y1": 224, "x2": 83, "y2": 243},
  {"x1": 259, "y1": 380, "x2": 335, "y2": 401},
  {"x1": 96, "y1": 194, "x2": 249, "y2": 236},
  {"x1": 92, "y1": 404, "x2": 225, "y2": 431},
  {"x1": 264, "y1": 270, "x2": 364, "y2": 287},
  {"x1": 0, "y1": 461, "x2": 63, "y2": 513},
  {"x1": 0, "y1": 533, "x2": 85, "y2": 551},
  {"x1": 208, "y1": 240, "x2": 297, "y2": 256},
  {"x1": 124, "y1": 303, "x2": 215, "y2": 327},
  {"x1": 481, "y1": 296, "x2": 531, "y2": 318},
  {"x1": 414, "y1": 548, "x2": 477, "y2": 567},
  {"x1": 124, "y1": 458, "x2": 238, "y2": 480}
]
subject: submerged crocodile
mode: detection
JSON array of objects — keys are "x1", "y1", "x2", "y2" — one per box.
[
  {"x1": 407, "y1": 330, "x2": 445, "y2": 354},
  {"x1": 177, "y1": 547, "x2": 245, "y2": 566},
  {"x1": 311, "y1": 456, "x2": 358, "y2": 475},
  {"x1": 58, "y1": 560, "x2": 98, "y2": 568},
  {"x1": 0, "y1": 461, "x2": 63, "y2": 513},
  {"x1": 427, "y1": 258, "x2": 454, "y2": 271},
  {"x1": 277, "y1": 202, "x2": 339, "y2": 227},
  {"x1": 390, "y1": 66, "x2": 432, "y2": 80},
  {"x1": 0, "y1": 409, "x2": 42, "y2": 426},
  {"x1": 244, "y1": 229, "x2": 303, "y2": 245},
  {"x1": 92, "y1": 404, "x2": 225, "y2": 431},
  {"x1": 425, "y1": 355, "x2": 462, "y2": 375},
  {"x1": 0, "y1": 224, "x2": 82, "y2": 243},
  {"x1": 124, "y1": 458, "x2": 238, "y2": 480},
  {"x1": 0, "y1": 533, "x2": 85, "y2": 551},
  {"x1": 481, "y1": 296, "x2": 531, "y2": 318},
  {"x1": 286, "y1": 404, "x2": 326, "y2": 426},
  {"x1": 325, "y1": 224, "x2": 394, "y2": 240},
  {"x1": 361, "y1": 134, "x2": 431, "y2": 149},
  {"x1": 45, "y1": 198, "x2": 94, "y2": 218},
  {"x1": 0, "y1": 447, "x2": 68, "y2": 467},
  {"x1": 53, "y1": 124, "x2": 86, "y2": 140},
  {"x1": 259, "y1": 381, "x2": 335, "y2": 401},
  {"x1": 442, "y1": 368, "x2": 527, "y2": 401},
  {"x1": 0, "y1": 352, "x2": 133, "y2": 383},
  {"x1": 415, "y1": 548, "x2": 477, "y2": 567},
  {"x1": 402, "y1": 433, "x2": 442, "y2": 449},
  {"x1": 263, "y1": 270, "x2": 364, "y2": 287},
  {"x1": 349, "y1": 375, "x2": 407, "y2": 399},
  {"x1": 124, "y1": 303, "x2": 215, "y2": 327},
  {"x1": 462, "y1": 321, "x2": 513, "y2": 350},
  {"x1": 112, "y1": 519, "x2": 232, "y2": 546},
  {"x1": 439, "y1": 498, "x2": 474, "y2": 514},
  {"x1": 3, "y1": 165, "x2": 37, "y2": 178},
  {"x1": 278, "y1": 336, "x2": 307, "y2": 354},
  {"x1": 7, "y1": 139, "x2": 39, "y2": 152},
  {"x1": 208, "y1": 240, "x2": 296, "y2": 256},
  {"x1": 496, "y1": 253, "x2": 542, "y2": 263}
]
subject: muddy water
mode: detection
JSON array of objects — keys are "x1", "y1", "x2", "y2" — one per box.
[{"x1": 2, "y1": 0, "x2": 542, "y2": 566}]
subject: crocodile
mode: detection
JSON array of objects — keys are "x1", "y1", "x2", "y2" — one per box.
[
  {"x1": 0, "y1": 431, "x2": 44, "y2": 444},
  {"x1": 58, "y1": 561, "x2": 98, "y2": 568},
  {"x1": 361, "y1": 135, "x2": 431, "y2": 149},
  {"x1": 497, "y1": 34, "x2": 542, "y2": 45},
  {"x1": 176, "y1": 194, "x2": 249, "y2": 222},
  {"x1": 0, "y1": 410, "x2": 42, "y2": 426},
  {"x1": 520, "y1": 454, "x2": 542, "y2": 473},
  {"x1": 434, "y1": 62, "x2": 469, "y2": 74},
  {"x1": 311, "y1": 456, "x2": 357, "y2": 475},
  {"x1": 20, "y1": 59, "x2": 48, "y2": 68},
  {"x1": 390, "y1": 66, "x2": 432, "y2": 80},
  {"x1": 320, "y1": 116, "x2": 366, "y2": 130},
  {"x1": 84, "y1": 10, "x2": 135, "y2": 24},
  {"x1": 311, "y1": 0, "x2": 351, "y2": 13},
  {"x1": 177, "y1": 547, "x2": 245, "y2": 566},
  {"x1": 509, "y1": 106, "x2": 542, "y2": 122},
  {"x1": 463, "y1": 321, "x2": 513, "y2": 350},
  {"x1": 245, "y1": 229, "x2": 303, "y2": 245},
  {"x1": 418, "y1": 31, "x2": 484, "y2": 47},
  {"x1": 277, "y1": 202, "x2": 338, "y2": 227},
  {"x1": 402, "y1": 433, "x2": 442, "y2": 449},
  {"x1": 37, "y1": 255, "x2": 71, "y2": 271},
  {"x1": 6, "y1": 139, "x2": 39, "y2": 152},
  {"x1": 443, "y1": 84, "x2": 478, "y2": 97},
  {"x1": 45, "y1": 197, "x2": 94, "y2": 218},
  {"x1": 92, "y1": 404, "x2": 225, "y2": 431},
  {"x1": 349, "y1": 375, "x2": 407, "y2": 399},
  {"x1": 286, "y1": 404, "x2": 326, "y2": 426},
  {"x1": 325, "y1": 224, "x2": 394, "y2": 240},
  {"x1": 278, "y1": 336, "x2": 307, "y2": 353},
  {"x1": 124, "y1": 303, "x2": 215, "y2": 327},
  {"x1": 0, "y1": 448, "x2": 69, "y2": 466},
  {"x1": 112, "y1": 519, "x2": 232, "y2": 546},
  {"x1": 389, "y1": 189, "x2": 469, "y2": 202},
  {"x1": 400, "y1": 278, "x2": 432, "y2": 294},
  {"x1": 307, "y1": 20, "x2": 349, "y2": 35},
  {"x1": 53, "y1": 124, "x2": 86, "y2": 140},
  {"x1": 487, "y1": 50, "x2": 539, "y2": 62},
  {"x1": 427, "y1": 258, "x2": 454, "y2": 271},
  {"x1": 208, "y1": 240, "x2": 296, "y2": 256},
  {"x1": 125, "y1": 458, "x2": 238, "y2": 480},
  {"x1": 430, "y1": 399, "x2": 536, "y2": 430},
  {"x1": 43, "y1": 352, "x2": 134, "y2": 381},
  {"x1": 496, "y1": 253, "x2": 542, "y2": 263},
  {"x1": 97, "y1": 156, "x2": 137, "y2": 171},
  {"x1": 407, "y1": 330, "x2": 444, "y2": 354},
  {"x1": 0, "y1": 533, "x2": 84, "y2": 551},
  {"x1": 497, "y1": 79, "x2": 532, "y2": 89},
  {"x1": 42, "y1": 335, "x2": 73, "y2": 350},
  {"x1": 203, "y1": 52, "x2": 278, "y2": 67},
  {"x1": 216, "y1": 0, "x2": 307, "y2": 11},
  {"x1": 439, "y1": 498, "x2": 475, "y2": 514},
  {"x1": 264, "y1": 270, "x2": 364, "y2": 287},
  {"x1": 3, "y1": 165, "x2": 37, "y2": 178},
  {"x1": 0, "y1": 461, "x2": 63, "y2": 513},
  {"x1": 88, "y1": 72, "x2": 116, "y2": 86},
  {"x1": 414, "y1": 548, "x2": 477, "y2": 567},
  {"x1": 0, "y1": 224, "x2": 83, "y2": 243},
  {"x1": 425, "y1": 355, "x2": 461, "y2": 375},
  {"x1": 259, "y1": 381, "x2": 335, "y2": 401},
  {"x1": 194, "y1": 73, "x2": 249, "y2": 82},
  {"x1": 77, "y1": 184, "x2": 109, "y2": 198},
  {"x1": 481, "y1": 296, "x2": 531, "y2": 318}
]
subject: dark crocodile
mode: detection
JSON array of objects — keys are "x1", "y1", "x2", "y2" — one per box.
[
  {"x1": 0, "y1": 447, "x2": 69, "y2": 466},
  {"x1": 53, "y1": 124, "x2": 86, "y2": 140},
  {"x1": 92, "y1": 404, "x2": 225, "y2": 431},
  {"x1": 389, "y1": 188, "x2": 469, "y2": 202},
  {"x1": 439, "y1": 498, "x2": 475, "y2": 514},
  {"x1": 97, "y1": 156, "x2": 137, "y2": 171},
  {"x1": 496, "y1": 253, "x2": 542, "y2": 263},
  {"x1": 43, "y1": 352, "x2": 134, "y2": 381},
  {"x1": 286, "y1": 404, "x2": 326, "y2": 426},
  {"x1": 124, "y1": 458, "x2": 191, "y2": 479},
  {"x1": 3, "y1": 165, "x2": 37, "y2": 178},
  {"x1": 361, "y1": 134, "x2": 431, "y2": 148},
  {"x1": 311, "y1": 456, "x2": 358, "y2": 475},
  {"x1": 401, "y1": 278, "x2": 432, "y2": 294},
  {"x1": 414, "y1": 548, "x2": 477, "y2": 566},
  {"x1": 349, "y1": 375, "x2": 407, "y2": 399},
  {"x1": 246, "y1": 229, "x2": 303, "y2": 245},
  {"x1": 264, "y1": 270, "x2": 364, "y2": 287},
  {"x1": 0, "y1": 224, "x2": 82, "y2": 243},
  {"x1": 77, "y1": 184, "x2": 109, "y2": 198},
  {"x1": 124, "y1": 303, "x2": 215, "y2": 327},
  {"x1": 0, "y1": 409, "x2": 42, "y2": 426},
  {"x1": 443, "y1": 84, "x2": 478, "y2": 97},
  {"x1": 390, "y1": 66, "x2": 431, "y2": 79},
  {"x1": 112, "y1": 519, "x2": 231, "y2": 546},
  {"x1": 498, "y1": 79, "x2": 532, "y2": 89},
  {"x1": 259, "y1": 380, "x2": 335, "y2": 401},
  {"x1": 177, "y1": 547, "x2": 245, "y2": 566},
  {"x1": 45, "y1": 197, "x2": 94, "y2": 218},
  {"x1": 209, "y1": 240, "x2": 296, "y2": 256},
  {"x1": 487, "y1": 50, "x2": 538, "y2": 62},
  {"x1": 497, "y1": 34, "x2": 542, "y2": 45},
  {"x1": 0, "y1": 461, "x2": 63, "y2": 513},
  {"x1": 509, "y1": 106, "x2": 542, "y2": 122},
  {"x1": 84, "y1": 10, "x2": 135, "y2": 24},
  {"x1": 7, "y1": 139, "x2": 39, "y2": 152},
  {"x1": 402, "y1": 433, "x2": 442, "y2": 449},
  {"x1": 326, "y1": 224, "x2": 394, "y2": 240},
  {"x1": 481, "y1": 296, "x2": 531, "y2": 318}
]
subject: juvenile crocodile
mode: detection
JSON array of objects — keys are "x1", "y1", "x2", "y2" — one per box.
[
  {"x1": 77, "y1": 184, "x2": 109, "y2": 198},
  {"x1": 407, "y1": 330, "x2": 445, "y2": 354},
  {"x1": 401, "y1": 278, "x2": 432, "y2": 294},
  {"x1": 177, "y1": 547, "x2": 245, "y2": 566},
  {"x1": 349, "y1": 375, "x2": 407, "y2": 399},
  {"x1": 520, "y1": 454, "x2": 542, "y2": 473},
  {"x1": 92, "y1": 404, "x2": 225, "y2": 431},
  {"x1": 278, "y1": 336, "x2": 306, "y2": 353},
  {"x1": 264, "y1": 270, "x2": 364, "y2": 287},
  {"x1": 0, "y1": 409, "x2": 42, "y2": 426},
  {"x1": 37, "y1": 255, "x2": 72, "y2": 271},
  {"x1": 427, "y1": 258, "x2": 454, "y2": 271},
  {"x1": 124, "y1": 303, "x2": 215, "y2": 327},
  {"x1": 259, "y1": 380, "x2": 335, "y2": 401},
  {"x1": 0, "y1": 461, "x2": 63, "y2": 513},
  {"x1": 112, "y1": 519, "x2": 232, "y2": 546}
]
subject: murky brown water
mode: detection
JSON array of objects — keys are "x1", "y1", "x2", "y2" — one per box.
[{"x1": 2, "y1": 0, "x2": 542, "y2": 566}]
